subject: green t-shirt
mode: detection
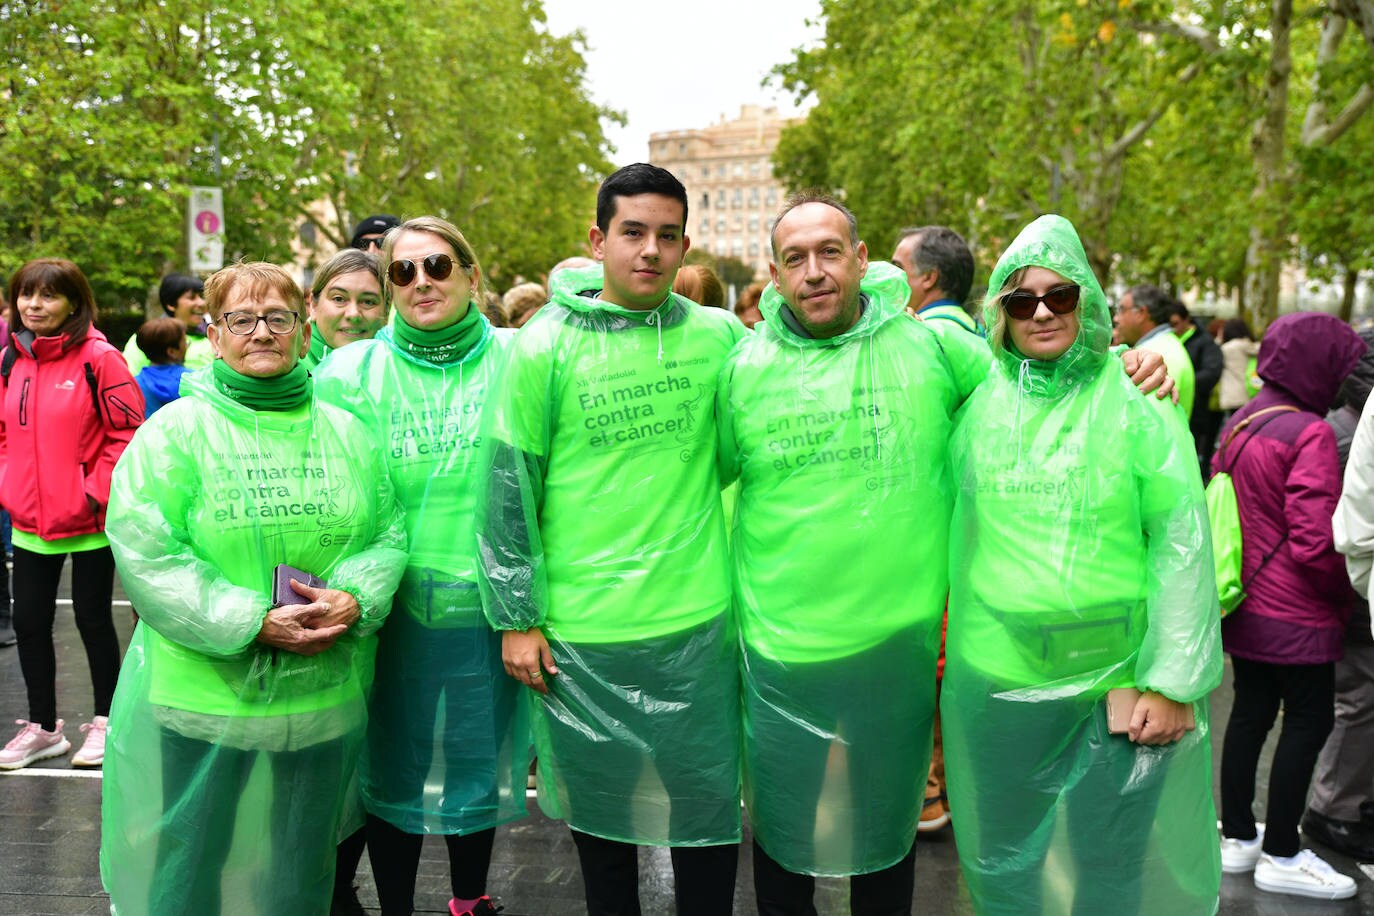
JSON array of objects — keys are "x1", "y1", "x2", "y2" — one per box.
[
  {"x1": 720, "y1": 262, "x2": 989, "y2": 663},
  {"x1": 482, "y1": 265, "x2": 744, "y2": 643},
  {"x1": 1137, "y1": 327, "x2": 1195, "y2": 417}
]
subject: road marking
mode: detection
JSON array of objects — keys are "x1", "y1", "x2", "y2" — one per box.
[
  {"x1": 0, "y1": 767, "x2": 102, "y2": 779},
  {"x1": 55, "y1": 599, "x2": 132, "y2": 608},
  {"x1": 1360, "y1": 863, "x2": 1374, "y2": 882}
]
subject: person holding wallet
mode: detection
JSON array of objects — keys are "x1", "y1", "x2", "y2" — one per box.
[
  {"x1": 99, "y1": 262, "x2": 407, "y2": 915},
  {"x1": 941, "y1": 215, "x2": 1223, "y2": 914}
]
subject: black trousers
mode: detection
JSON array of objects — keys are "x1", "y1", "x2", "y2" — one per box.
[
  {"x1": 753, "y1": 839, "x2": 916, "y2": 916},
  {"x1": 571, "y1": 830, "x2": 738, "y2": 916},
  {"x1": 12, "y1": 545, "x2": 118, "y2": 729},
  {"x1": 1220, "y1": 656, "x2": 1335, "y2": 857},
  {"x1": 366, "y1": 815, "x2": 496, "y2": 915}
]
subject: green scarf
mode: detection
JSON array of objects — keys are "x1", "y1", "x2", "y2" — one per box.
[
  {"x1": 390, "y1": 302, "x2": 485, "y2": 366},
  {"x1": 306, "y1": 329, "x2": 331, "y2": 367},
  {"x1": 212, "y1": 359, "x2": 312, "y2": 411}
]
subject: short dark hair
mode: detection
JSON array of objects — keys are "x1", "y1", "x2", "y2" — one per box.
[
  {"x1": 1127, "y1": 284, "x2": 1175, "y2": 327},
  {"x1": 8, "y1": 258, "x2": 98, "y2": 342},
  {"x1": 1221, "y1": 318, "x2": 1253, "y2": 342},
  {"x1": 158, "y1": 273, "x2": 204, "y2": 313},
  {"x1": 770, "y1": 191, "x2": 859, "y2": 260},
  {"x1": 136, "y1": 316, "x2": 187, "y2": 365},
  {"x1": 596, "y1": 163, "x2": 688, "y2": 233},
  {"x1": 896, "y1": 226, "x2": 974, "y2": 304}
]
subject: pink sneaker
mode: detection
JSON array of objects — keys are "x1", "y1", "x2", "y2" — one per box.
[
  {"x1": 0, "y1": 719, "x2": 70, "y2": 770},
  {"x1": 71, "y1": 716, "x2": 108, "y2": 768}
]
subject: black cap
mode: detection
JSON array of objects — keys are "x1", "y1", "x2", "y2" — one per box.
[{"x1": 350, "y1": 214, "x2": 401, "y2": 249}]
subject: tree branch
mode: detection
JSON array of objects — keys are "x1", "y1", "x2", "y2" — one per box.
[
  {"x1": 1122, "y1": 18, "x2": 1221, "y2": 54},
  {"x1": 1104, "y1": 60, "x2": 1206, "y2": 161},
  {"x1": 1302, "y1": 7, "x2": 1374, "y2": 145}
]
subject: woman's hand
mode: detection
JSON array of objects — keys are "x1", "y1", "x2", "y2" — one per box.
[
  {"x1": 255, "y1": 604, "x2": 348, "y2": 656},
  {"x1": 1121, "y1": 348, "x2": 1179, "y2": 404},
  {"x1": 503, "y1": 628, "x2": 559, "y2": 694},
  {"x1": 1128, "y1": 690, "x2": 1195, "y2": 745},
  {"x1": 286, "y1": 579, "x2": 361, "y2": 630}
]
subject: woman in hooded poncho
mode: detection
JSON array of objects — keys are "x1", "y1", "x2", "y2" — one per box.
[{"x1": 942, "y1": 215, "x2": 1223, "y2": 915}]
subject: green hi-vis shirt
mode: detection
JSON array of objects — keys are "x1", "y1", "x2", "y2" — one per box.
[
  {"x1": 481, "y1": 265, "x2": 744, "y2": 643},
  {"x1": 105, "y1": 367, "x2": 407, "y2": 719},
  {"x1": 720, "y1": 261, "x2": 991, "y2": 663},
  {"x1": 314, "y1": 324, "x2": 504, "y2": 603}
]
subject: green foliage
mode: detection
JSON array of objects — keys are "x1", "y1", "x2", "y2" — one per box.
[
  {"x1": 771, "y1": 0, "x2": 1374, "y2": 311},
  {"x1": 0, "y1": 1, "x2": 616, "y2": 313}
]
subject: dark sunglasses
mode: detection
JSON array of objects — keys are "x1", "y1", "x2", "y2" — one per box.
[
  {"x1": 387, "y1": 252, "x2": 455, "y2": 288},
  {"x1": 355, "y1": 237, "x2": 385, "y2": 251},
  {"x1": 1002, "y1": 284, "x2": 1080, "y2": 321}
]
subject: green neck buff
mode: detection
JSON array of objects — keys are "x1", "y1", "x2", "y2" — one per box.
[
  {"x1": 212, "y1": 358, "x2": 312, "y2": 411},
  {"x1": 391, "y1": 303, "x2": 485, "y2": 366},
  {"x1": 306, "y1": 330, "x2": 331, "y2": 366}
]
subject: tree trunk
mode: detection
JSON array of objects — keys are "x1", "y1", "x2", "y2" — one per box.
[
  {"x1": 1243, "y1": 0, "x2": 1294, "y2": 332},
  {"x1": 1341, "y1": 263, "x2": 1360, "y2": 323}
]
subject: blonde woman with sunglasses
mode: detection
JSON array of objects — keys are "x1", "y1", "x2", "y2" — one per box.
[
  {"x1": 940, "y1": 215, "x2": 1223, "y2": 915},
  {"x1": 314, "y1": 216, "x2": 526, "y2": 916}
]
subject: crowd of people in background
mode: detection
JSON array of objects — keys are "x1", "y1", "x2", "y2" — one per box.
[{"x1": 0, "y1": 161, "x2": 1369, "y2": 915}]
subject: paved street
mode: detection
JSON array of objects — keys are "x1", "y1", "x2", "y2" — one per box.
[{"x1": 1, "y1": 565, "x2": 1372, "y2": 913}]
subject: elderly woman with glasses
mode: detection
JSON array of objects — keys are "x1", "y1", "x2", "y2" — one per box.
[
  {"x1": 314, "y1": 216, "x2": 526, "y2": 916},
  {"x1": 940, "y1": 215, "x2": 1223, "y2": 914},
  {"x1": 99, "y1": 262, "x2": 407, "y2": 915}
]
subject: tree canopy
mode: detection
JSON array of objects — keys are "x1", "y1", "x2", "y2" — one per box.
[
  {"x1": 0, "y1": 0, "x2": 618, "y2": 313},
  {"x1": 773, "y1": 0, "x2": 1374, "y2": 326}
]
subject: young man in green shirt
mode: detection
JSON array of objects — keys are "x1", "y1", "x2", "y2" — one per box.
[{"x1": 479, "y1": 163, "x2": 744, "y2": 915}]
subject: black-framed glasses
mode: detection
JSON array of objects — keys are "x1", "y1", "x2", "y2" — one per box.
[
  {"x1": 218, "y1": 310, "x2": 299, "y2": 336},
  {"x1": 388, "y1": 252, "x2": 455, "y2": 288},
  {"x1": 355, "y1": 236, "x2": 385, "y2": 251},
  {"x1": 1001, "y1": 284, "x2": 1080, "y2": 321}
]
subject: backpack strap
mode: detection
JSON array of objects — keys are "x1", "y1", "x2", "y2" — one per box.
[
  {"x1": 0, "y1": 345, "x2": 16, "y2": 386},
  {"x1": 83, "y1": 361, "x2": 103, "y2": 420},
  {"x1": 1216, "y1": 404, "x2": 1301, "y2": 594}
]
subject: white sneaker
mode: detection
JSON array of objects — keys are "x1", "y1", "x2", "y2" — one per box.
[
  {"x1": 1220, "y1": 823, "x2": 1265, "y2": 873},
  {"x1": 1253, "y1": 849, "x2": 1357, "y2": 900},
  {"x1": 0, "y1": 719, "x2": 70, "y2": 770},
  {"x1": 71, "y1": 715, "x2": 107, "y2": 768}
]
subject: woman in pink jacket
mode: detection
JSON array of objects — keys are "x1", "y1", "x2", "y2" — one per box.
[{"x1": 0, "y1": 259, "x2": 143, "y2": 771}]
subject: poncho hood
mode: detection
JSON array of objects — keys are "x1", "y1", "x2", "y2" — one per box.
[
  {"x1": 757, "y1": 261, "x2": 911, "y2": 348},
  {"x1": 1257, "y1": 311, "x2": 1365, "y2": 413},
  {"x1": 983, "y1": 215, "x2": 1111, "y2": 398},
  {"x1": 548, "y1": 263, "x2": 689, "y2": 329}
]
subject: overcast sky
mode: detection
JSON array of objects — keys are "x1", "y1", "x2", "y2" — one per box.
[{"x1": 540, "y1": 0, "x2": 825, "y2": 163}]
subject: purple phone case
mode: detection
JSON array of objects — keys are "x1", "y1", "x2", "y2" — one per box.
[{"x1": 272, "y1": 564, "x2": 326, "y2": 607}]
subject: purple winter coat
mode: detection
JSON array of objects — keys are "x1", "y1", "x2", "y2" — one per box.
[{"x1": 1214, "y1": 313, "x2": 1366, "y2": 665}]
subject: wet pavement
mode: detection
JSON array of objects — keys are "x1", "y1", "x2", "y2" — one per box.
[{"x1": 1, "y1": 566, "x2": 1372, "y2": 913}]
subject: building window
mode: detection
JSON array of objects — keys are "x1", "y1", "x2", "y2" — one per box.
[
  {"x1": 700, "y1": 221, "x2": 710, "y2": 235},
  {"x1": 748, "y1": 188, "x2": 760, "y2": 207},
  {"x1": 701, "y1": 192, "x2": 709, "y2": 210},
  {"x1": 748, "y1": 216, "x2": 759, "y2": 233},
  {"x1": 702, "y1": 166, "x2": 710, "y2": 179},
  {"x1": 678, "y1": 142, "x2": 687, "y2": 155},
  {"x1": 750, "y1": 162, "x2": 761, "y2": 177},
  {"x1": 748, "y1": 241, "x2": 760, "y2": 257},
  {"x1": 766, "y1": 188, "x2": 778, "y2": 206},
  {"x1": 731, "y1": 190, "x2": 742, "y2": 209},
  {"x1": 733, "y1": 162, "x2": 744, "y2": 177},
  {"x1": 717, "y1": 218, "x2": 727, "y2": 233},
  {"x1": 716, "y1": 190, "x2": 727, "y2": 208},
  {"x1": 717, "y1": 164, "x2": 726, "y2": 178}
]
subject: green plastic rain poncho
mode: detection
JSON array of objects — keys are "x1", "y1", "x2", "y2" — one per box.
[
  {"x1": 100, "y1": 368, "x2": 407, "y2": 916},
  {"x1": 477, "y1": 264, "x2": 745, "y2": 845},
  {"x1": 942, "y1": 215, "x2": 1223, "y2": 915},
  {"x1": 313, "y1": 312, "x2": 530, "y2": 835},
  {"x1": 718, "y1": 262, "x2": 991, "y2": 876}
]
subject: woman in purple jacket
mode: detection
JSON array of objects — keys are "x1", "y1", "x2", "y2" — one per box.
[{"x1": 1215, "y1": 312, "x2": 1365, "y2": 900}]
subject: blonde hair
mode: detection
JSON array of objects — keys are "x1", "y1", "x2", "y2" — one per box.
[{"x1": 381, "y1": 216, "x2": 482, "y2": 301}]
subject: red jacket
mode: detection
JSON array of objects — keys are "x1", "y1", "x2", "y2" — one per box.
[{"x1": 0, "y1": 327, "x2": 144, "y2": 540}]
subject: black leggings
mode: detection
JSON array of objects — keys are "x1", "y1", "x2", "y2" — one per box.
[
  {"x1": 570, "y1": 830, "x2": 738, "y2": 916},
  {"x1": 1221, "y1": 656, "x2": 1335, "y2": 857},
  {"x1": 752, "y1": 839, "x2": 916, "y2": 916},
  {"x1": 366, "y1": 815, "x2": 496, "y2": 915},
  {"x1": 12, "y1": 545, "x2": 119, "y2": 730}
]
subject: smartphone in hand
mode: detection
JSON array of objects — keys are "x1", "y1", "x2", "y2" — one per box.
[{"x1": 271, "y1": 564, "x2": 326, "y2": 608}]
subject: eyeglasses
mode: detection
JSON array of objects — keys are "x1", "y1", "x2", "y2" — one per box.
[
  {"x1": 1001, "y1": 284, "x2": 1080, "y2": 321},
  {"x1": 355, "y1": 236, "x2": 385, "y2": 251},
  {"x1": 387, "y1": 253, "x2": 456, "y2": 288},
  {"x1": 218, "y1": 310, "x2": 299, "y2": 336}
]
